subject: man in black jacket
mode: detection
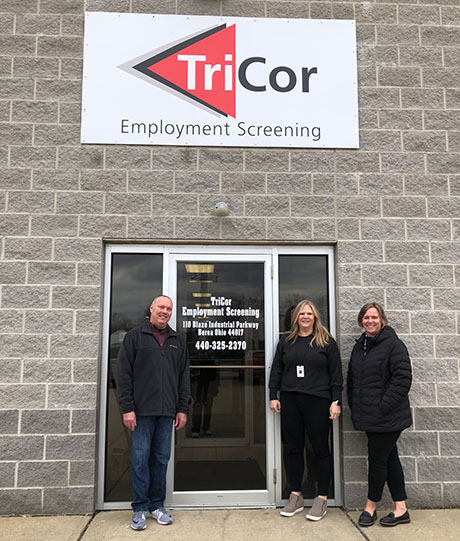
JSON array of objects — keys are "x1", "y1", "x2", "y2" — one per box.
[{"x1": 117, "y1": 295, "x2": 190, "y2": 531}]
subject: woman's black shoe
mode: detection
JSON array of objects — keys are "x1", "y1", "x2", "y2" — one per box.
[
  {"x1": 358, "y1": 510, "x2": 377, "y2": 527},
  {"x1": 379, "y1": 511, "x2": 411, "y2": 527}
]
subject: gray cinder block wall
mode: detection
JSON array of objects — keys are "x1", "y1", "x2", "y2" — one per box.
[{"x1": 0, "y1": 0, "x2": 459, "y2": 514}]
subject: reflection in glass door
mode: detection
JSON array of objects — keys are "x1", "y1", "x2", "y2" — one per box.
[{"x1": 168, "y1": 255, "x2": 273, "y2": 507}]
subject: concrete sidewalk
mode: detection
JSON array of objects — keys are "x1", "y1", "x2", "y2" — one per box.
[{"x1": 1, "y1": 508, "x2": 458, "y2": 541}]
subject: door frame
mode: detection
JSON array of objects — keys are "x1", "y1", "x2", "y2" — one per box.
[{"x1": 96, "y1": 244, "x2": 341, "y2": 510}]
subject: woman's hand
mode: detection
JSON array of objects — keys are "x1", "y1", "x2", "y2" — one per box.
[
  {"x1": 329, "y1": 402, "x2": 341, "y2": 420},
  {"x1": 269, "y1": 400, "x2": 281, "y2": 413}
]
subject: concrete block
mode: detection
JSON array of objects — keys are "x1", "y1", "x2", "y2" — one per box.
[
  {"x1": 424, "y1": 67, "x2": 460, "y2": 88},
  {"x1": 432, "y1": 242, "x2": 460, "y2": 264},
  {"x1": 428, "y1": 197, "x2": 460, "y2": 218},
  {"x1": 290, "y1": 196, "x2": 335, "y2": 217},
  {"x1": 54, "y1": 238, "x2": 101, "y2": 262},
  {"x1": 28, "y1": 263, "x2": 76, "y2": 285},
  {"x1": 0, "y1": 359, "x2": 21, "y2": 383},
  {"x1": 7, "y1": 191, "x2": 55, "y2": 214},
  {"x1": 0, "y1": 489, "x2": 42, "y2": 515},
  {"x1": 290, "y1": 150, "x2": 335, "y2": 173},
  {"x1": 435, "y1": 335, "x2": 460, "y2": 358},
  {"x1": 437, "y1": 384, "x2": 460, "y2": 407},
  {"x1": 69, "y1": 460, "x2": 95, "y2": 486},
  {"x1": 415, "y1": 407, "x2": 460, "y2": 431},
  {"x1": 50, "y1": 335, "x2": 99, "y2": 358},
  {"x1": 398, "y1": 429, "x2": 438, "y2": 457},
  {"x1": 37, "y1": 36, "x2": 83, "y2": 57},
  {"x1": 400, "y1": 46, "x2": 443, "y2": 67},
  {"x1": 343, "y1": 457, "x2": 367, "y2": 482},
  {"x1": 342, "y1": 431, "x2": 367, "y2": 456},
  {"x1": 0, "y1": 169, "x2": 31, "y2": 190},
  {"x1": 21, "y1": 410, "x2": 70, "y2": 435},
  {"x1": 12, "y1": 101, "x2": 58, "y2": 123},
  {"x1": 382, "y1": 153, "x2": 426, "y2": 173},
  {"x1": 34, "y1": 124, "x2": 80, "y2": 146},
  {"x1": 358, "y1": 110, "x2": 378, "y2": 129},
  {"x1": 13, "y1": 57, "x2": 59, "y2": 79},
  {"x1": 0, "y1": 79, "x2": 34, "y2": 99},
  {"x1": 339, "y1": 287, "x2": 385, "y2": 312},
  {"x1": 399, "y1": 5, "x2": 440, "y2": 24},
  {"x1": 25, "y1": 309, "x2": 73, "y2": 334},
  {"x1": 43, "y1": 487, "x2": 94, "y2": 514},
  {"x1": 343, "y1": 481, "x2": 369, "y2": 509},
  {"x1": 335, "y1": 151, "x2": 380, "y2": 173},
  {"x1": 358, "y1": 45, "x2": 398, "y2": 67},
  {"x1": 418, "y1": 457, "x2": 460, "y2": 482},
  {"x1": 177, "y1": 0, "x2": 221, "y2": 16},
  {"x1": 221, "y1": 172, "x2": 266, "y2": 194},
  {"x1": 71, "y1": 409, "x2": 97, "y2": 433},
  {"x1": 411, "y1": 358, "x2": 458, "y2": 383},
  {"x1": 380, "y1": 110, "x2": 423, "y2": 130},
  {"x1": 403, "y1": 132, "x2": 447, "y2": 153},
  {"x1": 377, "y1": 24, "x2": 419, "y2": 45},
  {"x1": 358, "y1": 129, "x2": 402, "y2": 152},
  {"x1": 0, "y1": 123, "x2": 33, "y2": 145},
  {"x1": 199, "y1": 148, "x2": 244, "y2": 172},
  {"x1": 337, "y1": 264, "x2": 361, "y2": 287},
  {"x1": 45, "y1": 434, "x2": 96, "y2": 460},
  {"x1": 31, "y1": 215, "x2": 78, "y2": 237},
  {"x1": 444, "y1": 483, "x2": 460, "y2": 507},
  {"x1": 75, "y1": 311, "x2": 99, "y2": 334},
  {"x1": 33, "y1": 169, "x2": 79, "y2": 191},
  {"x1": 72, "y1": 359, "x2": 98, "y2": 384},
  {"x1": 0, "y1": 35, "x2": 35, "y2": 55},
  {"x1": 16, "y1": 14, "x2": 60, "y2": 34},
  {"x1": 433, "y1": 286, "x2": 460, "y2": 310},
  {"x1": 61, "y1": 14, "x2": 84, "y2": 35},
  {"x1": 409, "y1": 265, "x2": 454, "y2": 287},
  {"x1": 337, "y1": 241, "x2": 383, "y2": 263},
  {"x1": 385, "y1": 241, "x2": 429, "y2": 263},
  {"x1": 266, "y1": 1, "x2": 309, "y2": 18},
  {"x1": 173, "y1": 217, "x2": 220, "y2": 239},
  {"x1": 422, "y1": 26, "x2": 460, "y2": 46},
  {"x1": 0, "y1": 384, "x2": 46, "y2": 409},
  {"x1": 362, "y1": 264, "x2": 407, "y2": 286},
  {"x1": 58, "y1": 147, "x2": 103, "y2": 169},
  {"x1": 127, "y1": 216, "x2": 174, "y2": 238},
  {"x1": 336, "y1": 197, "x2": 380, "y2": 217},
  {"x1": 337, "y1": 218, "x2": 360, "y2": 240},
  {"x1": 105, "y1": 147, "x2": 151, "y2": 170},
  {"x1": 407, "y1": 219, "x2": 451, "y2": 240},
  {"x1": 82, "y1": 170, "x2": 127, "y2": 192},
  {"x1": 128, "y1": 170, "x2": 172, "y2": 193},
  {"x1": 87, "y1": 0, "x2": 130, "y2": 12},
  {"x1": 428, "y1": 153, "x2": 460, "y2": 174},
  {"x1": 0, "y1": 411, "x2": 19, "y2": 434},
  {"x1": 400, "y1": 334, "x2": 434, "y2": 357},
  {"x1": 266, "y1": 173, "x2": 311, "y2": 195},
  {"x1": 0, "y1": 262, "x2": 27, "y2": 284},
  {"x1": 361, "y1": 218, "x2": 405, "y2": 240},
  {"x1": 52, "y1": 286, "x2": 100, "y2": 310},
  {"x1": 18, "y1": 461, "x2": 68, "y2": 487},
  {"x1": 59, "y1": 102, "x2": 81, "y2": 124},
  {"x1": 267, "y1": 218, "x2": 312, "y2": 241},
  {"x1": 78, "y1": 215, "x2": 127, "y2": 239},
  {"x1": 386, "y1": 310, "x2": 410, "y2": 333},
  {"x1": 2, "y1": 333, "x2": 48, "y2": 357},
  {"x1": 245, "y1": 195, "x2": 289, "y2": 217},
  {"x1": 378, "y1": 66, "x2": 421, "y2": 87},
  {"x1": 355, "y1": 3, "x2": 396, "y2": 23},
  {"x1": 401, "y1": 88, "x2": 444, "y2": 109},
  {"x1": 359, "y1": 87, "x2": 401, "y2": 109},
  {"x1": 312, "y1": 218, "x2": 337, "y2": 240},
  {"x1": 244, "y1": 150, "x2": 289, "y2": 173},
  {"x1": 0, "y1": 436, "x2": 44, "y2": 460},
  {"x1": 10, "y1": 147, "x2": 57, "y2": 168},
  {"x1": 104, "y1": 193, "x2": 151, "y2": 216},
  {"x1": 23, "y1": 359, "x2": 72, "y2": 384},
  {"x1": 151, "y1": 148, "x2": 198, "y2": 170},
  {"x1": 151, "y1": 194, "x2": 197, "y2": 216},
  {"x1": 39, "y1": 0, "x2": 83, "y2": 13},
  {"x1": 405, "y1": 482, "x2": 442, "y2": 508},
  {"x1": 448, "y1": 131, "x2": 460, "y2": 152},
  {"x1": 410, "y1": 311, "x2": 456, "y2": 334},
  {"x1": 0, "y1": 310, "x2": 23, "y2": 333},
  {"x1": 221, "y1": 218, "x2": 266, "y2": 240},
  {"x1": 425, "y1": 110, "x2": 460, "y2": 130},
  {"x1": 440, "y1": 432, "x2": 460, "y2": 456},
  {"x1": 0, "y1": 463, "x2": 15, "y2": 487}
]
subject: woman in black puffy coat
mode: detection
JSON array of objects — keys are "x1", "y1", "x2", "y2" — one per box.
[{"x1": 347, "y1": 302, "x2": 412, "y2": 528}]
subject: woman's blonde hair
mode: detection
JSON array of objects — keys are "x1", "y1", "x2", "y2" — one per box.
[{"x1": 286, "y1": 299, "x2": 331, "y2": 348}]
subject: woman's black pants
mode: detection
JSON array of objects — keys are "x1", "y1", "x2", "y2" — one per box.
[
  {"x1": 366, "y1": 430, "x2": 407, "y2": 502},
  {"x1": 280, "y1": 392, "x2": 332, "y2": 496}
]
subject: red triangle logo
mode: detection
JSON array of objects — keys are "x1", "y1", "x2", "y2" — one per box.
[{"x1": 133, "y1": 24, "x2": 236, "y2": 118}]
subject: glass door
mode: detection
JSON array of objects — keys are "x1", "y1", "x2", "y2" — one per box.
[{"x1": 167, "y1": 253, "x2": 275, "y2": 507}]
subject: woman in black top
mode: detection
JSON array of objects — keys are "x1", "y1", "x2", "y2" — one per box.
[
  {"x1": 347, "y1": 302, "x2": 412, "y2": 528},
  {"x1": 269, "y1": 300, "x2": 342, "y2": 521}
]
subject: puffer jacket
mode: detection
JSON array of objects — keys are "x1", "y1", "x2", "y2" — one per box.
[{"x1": 347, "y1": 325, "x2": 412, "y2": 432}]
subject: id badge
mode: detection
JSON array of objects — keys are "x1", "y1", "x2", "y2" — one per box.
[{"x1": 296, "y1": 365, "x2": 304, "y2": 378}]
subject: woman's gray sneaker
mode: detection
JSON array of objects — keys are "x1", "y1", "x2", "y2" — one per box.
[
  {"x1": 306, "y1": 497, "x2": 327, "y2": 521},
  {"x1": 150, "y1": 507, "x2": 173, "y2": 525},
  {"x1": 280, "y1": 493, "x2": 304, "y2": 517},
  {"x1": 131, "y1": 511, "x2": 147, "y2": 530}
]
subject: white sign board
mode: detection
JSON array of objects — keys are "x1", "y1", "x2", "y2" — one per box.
[{"x1": 81, "y1": 13, "x2": 359, "y2": 148}]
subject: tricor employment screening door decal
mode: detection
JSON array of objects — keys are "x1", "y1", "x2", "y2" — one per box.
[{"x1": 81, "y1": 13, "x2": 359, "y2": 149}]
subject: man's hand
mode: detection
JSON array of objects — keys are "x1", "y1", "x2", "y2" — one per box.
[
  {"x1": 175, "y1": 412, "x2": 187, "y2": 430},
  {"x1": 123, "y1": 411, "x2": 136, "y2": 431}
]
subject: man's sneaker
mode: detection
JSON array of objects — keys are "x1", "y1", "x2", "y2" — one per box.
[
  {"x1": 280, "y1": 492, "x2": 304, "y2": 517},
  {"x1": 306, "y1": 496, "x2": 327, "y2": 521},
  {"x1": 150, "y1": 507, "x2": 173, "y2": 525},
  {"x1": 131, "y1": 511, "x2": 147, "y2": 530},
  {"x1": 191, "y1": 431, "x2": 200, "y2": 438}
]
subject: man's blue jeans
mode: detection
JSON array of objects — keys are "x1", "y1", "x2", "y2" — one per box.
[{"x1": 129, "y1": 415, "x2": 174, "y2": 512}]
